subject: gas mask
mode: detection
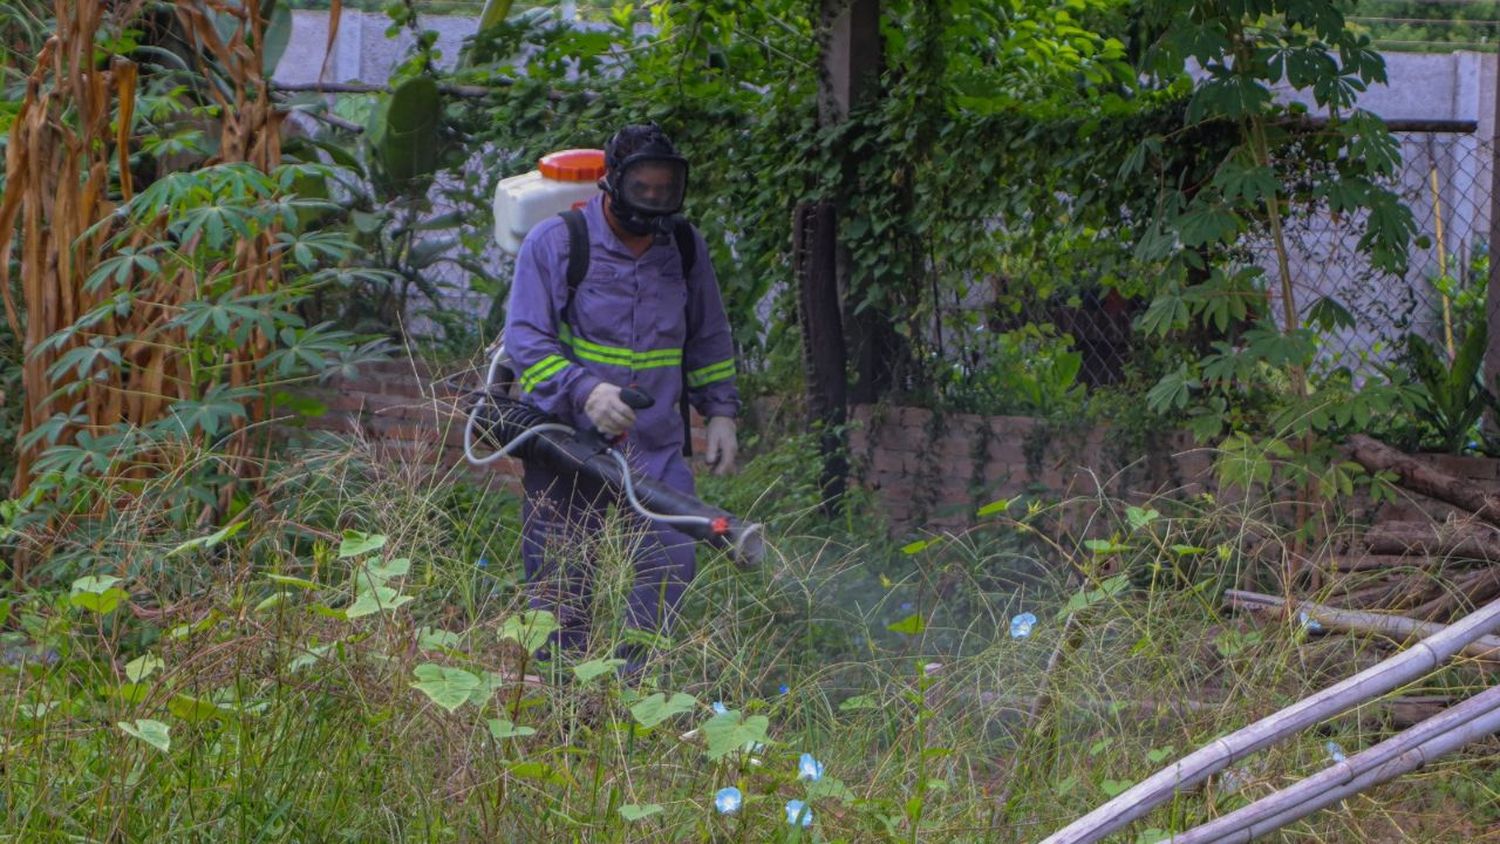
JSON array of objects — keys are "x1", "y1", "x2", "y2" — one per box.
[{"x1": 601, "y1": 124, "x2": 689, "y2": 238}]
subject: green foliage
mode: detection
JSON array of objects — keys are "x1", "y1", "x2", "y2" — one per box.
[
  {"x1": 2, "y1": 461, "x2": 1488, "y2": 841},
  {"x1": 11, "y1": 160, "x2": 391, "y2": 564},
  {"x1": 1379, "y1": 324, "x2": 1499, "y2": 455},
  {"x1": 368, "y1": 76, "x2": 444, "y2": 192},
  {"x1": 928, "y1": 326, "x2": 1087, "y2": 417}
]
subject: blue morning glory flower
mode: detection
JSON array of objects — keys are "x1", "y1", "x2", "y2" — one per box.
[
  {"x1": 779, "y1": 683, "x2": 790, "y2": 695},
  {"x1": 797, "y1": 752, "x2": 824, "y2": 781},
  {"x1": 1325, "y1": 741, "x2": 1346, "y2": 763},
  {"x1": 714, "y1": 786, "x2": 742, "y2": 814},
  {"x1": 900, "y1": 601, "x2": 913, "y2": 611},
  {"x1": 477, "y1": 557, "x2": 489, "y2": 568},
  {"x1": 1010, "y1": 612, "x2": 1037, "y2": 639},
  {"x1": 785, "y1": 799, "x2": 813, "y2": 827},
  {"x1": 712, "y1": 701, "x2": 728, "y2": 716}
]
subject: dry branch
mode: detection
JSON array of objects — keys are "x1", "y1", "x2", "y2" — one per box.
[{"x1": 1410, "y1": 566, "x2": 1500, "y2": 622}]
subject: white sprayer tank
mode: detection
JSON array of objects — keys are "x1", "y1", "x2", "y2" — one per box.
[{"x1": 492, "y1": 149, "x2": 606, "y2": 255}]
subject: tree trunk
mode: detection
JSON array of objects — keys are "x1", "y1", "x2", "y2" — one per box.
[
  {"x1": 1227, "y1": 589, "x2": 1500, "y2": 662},
  {"x1": 805, "y1": 0, "x2": 881, "y2": 506},
  {"x1": 794, "y1": 202, "x2": 848, "y2": 512}
]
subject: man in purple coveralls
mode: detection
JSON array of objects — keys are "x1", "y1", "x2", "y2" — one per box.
[{"x1": 502, "y1": 124, "x2": 740, "y2": 670}]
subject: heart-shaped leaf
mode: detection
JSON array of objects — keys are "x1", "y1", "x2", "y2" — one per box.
[
  {"x1": 702, "y1": 711, "x2": 771, "y2": 760},
  {"x1": 118, "y1": 719, "x2": 171, "y2": 752},
  {"x1": 124, "y1": 654, "x2": 164, "y2": 682},
  {"x1": 338, "y1": 531, "x2": 387, "y2": 559},
  {"x1": 498, "y1": 610, "x2": 559, "y2": 654},
  {"x1": 418, "y1": 627, "x2": 463, "y2": 651},
  {"x1": 366, "y1": 557, "x2": 411, "y2": 580},
  {"x1": 886, "y1": 613, "x2": 926, "y2": 635},
  {"x1": 630, "y1": 692, "x2": 698, "y2": 729},
  {"x1": 839, "y1": 694, "x2": 878, "y2": 711},
  {"x1": 70, "y1": 576, "x2": 128, "y2": 615},
  {"x1": 573, "y1": 658, "x2": 627, "y2": 684},
  {"x1": 1056, "y1": 575, "x2": 1130, "y2": 621},
  {"x1": 487, "y1": 718, "x2": 537, "y2": 739},
  {"x1": 344, "y1": 583, "x2": 413, "y2": 619},
  {"x1": 411, "y1": 663, "x2": 481, "y2": 713},
  {"x1": 619, "y1": 804, "x2": 663, "y2": 822},
  {"x1": 169, "y1": 694, "x2": 232, "y2": 723}
]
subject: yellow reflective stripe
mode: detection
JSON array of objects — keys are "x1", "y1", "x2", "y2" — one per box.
[
  {"x1": 566, "y1": 332, "x2": 633, "y2": 365},
  {"x1": 686, "y1": 359, "x2": 735, "y2": 388},
  {"x1": 521, "y1": 355, "x2": 570, "y2": 392},
  {"x1": 633, "y1": 356, "x2": 681, "y2": 370},
  {"x1": 558, "y1": 323, "x2": 682, "y2": 369}
]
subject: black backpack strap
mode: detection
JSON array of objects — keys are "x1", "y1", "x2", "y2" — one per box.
[
  {"x1": 673, "y1": 219, "x2": 697, "y2": 277},
  {"x1": 559, "y1": 209, "x2": 590, "y2": 318}
]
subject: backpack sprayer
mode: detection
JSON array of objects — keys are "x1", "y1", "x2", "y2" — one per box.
[
  {"x1": 462, "y1": 146, "x2": 764, "y2": 567},
  {"x1": 458, "y1": 344, "x2": 765, "y2": 567}
]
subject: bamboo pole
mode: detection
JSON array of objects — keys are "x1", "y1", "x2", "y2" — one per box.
[
  {"x1": 1167, "y1": 684, "x2": 1500, "y2": 842},
  {"x1": 1429, "y1": 162, "x2": 1455, "y2": 360},
  {"x1": 1227, "y1": 590, "x2": 1500, "y2": 663},
  {"x1": 1166, "y1": 686, "x2": 1500, "y2": 842},
  {"x1": 1038, "y1": 594, "x2": 1500, "y2": 844}
]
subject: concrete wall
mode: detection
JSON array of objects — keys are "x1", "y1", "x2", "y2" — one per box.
[{"x1": 277, "y1": 10, "x2": 480, "y2": 84}]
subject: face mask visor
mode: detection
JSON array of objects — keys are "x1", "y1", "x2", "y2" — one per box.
[{"x1": 614, "y1": 156, "x2": 688, "y2": 216}]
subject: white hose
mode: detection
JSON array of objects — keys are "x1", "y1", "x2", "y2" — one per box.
[
  {"x1": 462, "y1": 342, "x2": 714, "y2": 532},
  {"x1": 606, "y1": 448, "x2": 714, "y2": 529},
  {"x1": 463, "y1": 343, "x2": 574, "y2": 466}
]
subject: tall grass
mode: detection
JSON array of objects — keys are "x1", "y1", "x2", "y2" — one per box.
[{"x1": 1, "y1": 433, "x2": 1497, "y2": 842}]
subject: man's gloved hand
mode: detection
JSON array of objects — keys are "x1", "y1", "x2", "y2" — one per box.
[
  {"x1": 704, "y1": 416, "x2": 738, "y2": 475},
  {"x1": 584, "y1": 382, "x2": 636, "y2": 436}
]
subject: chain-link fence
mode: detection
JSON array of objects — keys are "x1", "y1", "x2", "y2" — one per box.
[
  {"x1": 956, "y1": 124, "x2": 1495, "y2": 399},
  {"x1": 1274, "y1": 126, "x2": 1492, "y2": 369}
]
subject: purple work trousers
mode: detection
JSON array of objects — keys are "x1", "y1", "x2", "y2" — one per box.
[{"x1": 520, "y1": 448, "x2": 696, "y2": 666}]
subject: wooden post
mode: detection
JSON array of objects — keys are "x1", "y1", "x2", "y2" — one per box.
[{"x1": 1485, "y1": 52, "x2": 1500, "y2": 420}]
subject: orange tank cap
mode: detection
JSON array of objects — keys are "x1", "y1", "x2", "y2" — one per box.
[{"x1": 538, "y1": 149, "x2": 606, "y2": 181}]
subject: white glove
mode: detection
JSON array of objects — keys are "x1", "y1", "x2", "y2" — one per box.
[
  {"x1": 584, "y1": 382, "x2": 636, "y2": 436},
  {"x1": 704, "y1": 416, "x2": 738, "y2": 476}
]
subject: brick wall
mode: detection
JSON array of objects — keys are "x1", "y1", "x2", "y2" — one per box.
[
  {"x1": 294, "y1": 363, "x2": 1499, "y2": 536},
  {"x1": 292, "y1": 363, "x2": 1213, "y2": 530},
  {"x1": 846, "y1": 404, "x2": 1215, "y2": 533},
  {"x1": 292, "y1": 360, "x2": 709, "y2": 491}
]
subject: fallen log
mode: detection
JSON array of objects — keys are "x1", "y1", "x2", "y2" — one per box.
[
  {"x1": 1347, "y1": 435, "x2": 1500, "y2": 528},
  {"x1": 1226, "y1": 590, "x2": 1500, "y2": 663},
  {"x1": 1323, "y1": 579, "x2": 1406, "y2": 610},
  {"x1": 1362, "y1": 519, "x2": 1500, "y2": 561}
]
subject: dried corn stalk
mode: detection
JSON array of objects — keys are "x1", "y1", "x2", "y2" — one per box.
[{"x1": 0, "y1": 0, "x2": 300, "y2": 577}]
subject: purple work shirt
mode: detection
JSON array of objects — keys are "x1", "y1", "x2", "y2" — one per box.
[{"x1": 503, "y1": 194, "x2": 740, "y2": 469}]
